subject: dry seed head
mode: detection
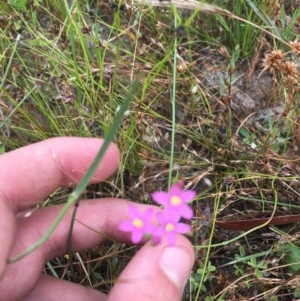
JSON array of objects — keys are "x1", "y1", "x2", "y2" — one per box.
[
  {"x1": 262, "y1": 50, "x2": 284, "y2": 72},
  {"x1": 289, "y1": 40, "x2": 300, "y2": 58},
  {"x1": 281, "y1": 61, "x2": 299, "y2": 79}
]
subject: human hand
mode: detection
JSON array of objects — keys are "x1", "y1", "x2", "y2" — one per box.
[{"x1": 0, "y1": 137, "x2": 194, "y2": 301}]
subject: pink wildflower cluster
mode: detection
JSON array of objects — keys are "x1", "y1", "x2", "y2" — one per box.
[{"x1": 118, "y1": 181, "x2": 196, "y2": 246}]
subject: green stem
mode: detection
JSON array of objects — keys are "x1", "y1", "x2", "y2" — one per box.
[
  {"x1": 8, "y1": 81, "x2": 138, "y2": 263},
  {"x1": 67, "y1": 199, "x2": 79, "y2": 279},
  {"x1": 168, "y1": 7, "x2": 178, "y2": 189}
]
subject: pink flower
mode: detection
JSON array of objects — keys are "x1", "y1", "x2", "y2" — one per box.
[
  {"x1": 119, "y1": 181, "x2": 196, "y2": 246},
  {"x1": 151, "y1": 182, "x2": 196, "y2": 220},
  {"x1": 153, "y1": 211, "x2": 191, "y2": 246},
  {"x1": 118, "y1": 205, "x2": 154, "y2": 244}
]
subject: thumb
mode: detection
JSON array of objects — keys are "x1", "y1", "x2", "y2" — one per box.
[{"x1": 108, "y1": 235, "x2": 194, "y2": 301}]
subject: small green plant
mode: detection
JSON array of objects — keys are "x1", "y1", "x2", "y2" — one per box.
[
  {"x1": 190, "y1": 261, "x2": 216, "y2": 294},
  {"x1": 233, "y1": 245, "x2": 270, "y2": 278},
  {"x1": 246, "y1": 257, "x2": 268, "y2": 278},
  {"x1": 277, "y1": 243, "x2": 300, "y2": 272},
  {"x1": 8, "y1": 0, "x2": 29, "y2": 13},
  {"x1": 239, "y1": 119, "x2": 290, "y2": 153},
  {"x1": 239, "y1": 127, "x2": 258, "y2": 150},
  {"x1": 234, "y1": 245, "x2": 247, "y2": 276},
  {"x1": 294, "y1": 287, "x2": 300, "y2": 299}
]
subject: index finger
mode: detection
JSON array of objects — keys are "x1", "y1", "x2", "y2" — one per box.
[
  {"x1": 0, "y1": 137, "x2": 120, "y2": 278},
  {"x1": 0, "y1": 137, "x2": 120, "y2": 212}
]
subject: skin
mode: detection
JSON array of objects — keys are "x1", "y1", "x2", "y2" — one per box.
[{"x1": 0, "y1": 137, "x2": 195, "y2": 301}]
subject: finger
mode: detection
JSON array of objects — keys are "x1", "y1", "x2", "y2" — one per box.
[
  {"x1": 108, "y1": 236, "x2": 195, "y2": 301},
  {"x1": 0, "y1": 137, "x2": 120, "y2": 212},
  {"x1": 23, "y1": 275, "x2": 107, "y2": 301},
  {"x1": 0, "y1": 137, "x2": 119, "y2": 279},
  {"x1": 0, "y1": 199, "x2": 148, "y2": 300}
]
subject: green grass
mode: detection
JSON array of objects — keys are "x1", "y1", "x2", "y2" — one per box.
[{"x1": 1, "y1": 0, "x2": 300, "y2": 299}]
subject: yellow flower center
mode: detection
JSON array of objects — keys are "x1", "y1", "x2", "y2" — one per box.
[
  {"x1": 166, "y1": 223, "x2": 175, "y2": 232},
  {"x1": 133, "y1": 218, "x2": 143, "y2": 228},
  {"x1": 170, "y1": 195, "x2": 181, "y2": 206}
]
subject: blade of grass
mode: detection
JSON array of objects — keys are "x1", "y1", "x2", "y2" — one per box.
[
  {"x1": 244, "y1": 0, "x2": 284, "y2": 40},
  {"x1": 0, "y1": 86, "x2": 37, "y2": 130},
  {"x1": 8, "y1": 81, "x2": 139, "y2": 263},
  {"x1": 167, "y1": 5, "x2": 178, "y2": 189},
  {"x1": 0, "y1": 34, "x2": 20, "y2": 88}
]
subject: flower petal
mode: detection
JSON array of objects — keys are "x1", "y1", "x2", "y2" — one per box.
[
  {"x1": 180, "y1": 190, "x2": 196, "y2": 203},
  {"x1": 151, "y1": 191, "x2": 169, "y2": 205},
  {"x1": 131, "y1": 230, "x2": 144, "y2": 244},
  {"x1": 169, "y1": 184, "x2": 182, "y2": 196},
  {"x1": 143, "y1": 208, "x2": 155, "y2": 219},
  {"x1": 180, "y1": 205, "x2": 194, "y2": 219},
  {"x1": 156, "y1": 209, "x2": 180, "y2": 223},
  {"x1": 165, "y1": 232, "x2": 177, "y2": 246},
  {"x1": 118, "y1": 220, "x2": 134, "y2": 232},
  {"x1": 176, "y1": 223, "x2": 191, "y2": 234}
]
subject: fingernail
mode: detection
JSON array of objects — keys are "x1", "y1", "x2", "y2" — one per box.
[{"x1": 160, "y1": 247, "x2": 193, "y2": 289}]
